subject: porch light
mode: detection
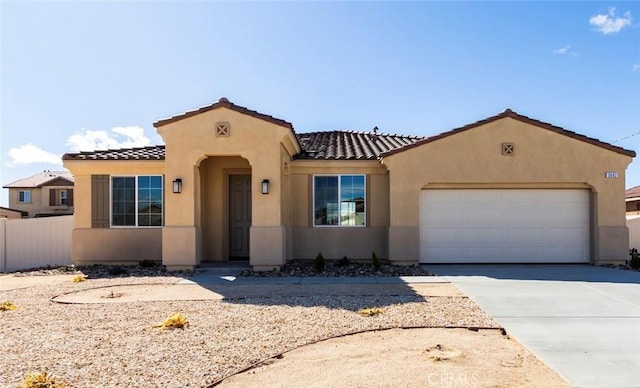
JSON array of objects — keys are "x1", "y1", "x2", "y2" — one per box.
[
  {"x1": 173, "y1": 178, "x2": 182, "y2": 194},
  {"x1": 261, "y1": 179, "x2": 270, "y2": 195}
]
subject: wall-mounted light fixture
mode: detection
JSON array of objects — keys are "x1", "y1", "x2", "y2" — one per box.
[
  {"x1": 173, "y1": 178, "x2": 182, "y2": 194},
  {"x1": 261, "y1": 179, "x2": 270, "y2": 195}
]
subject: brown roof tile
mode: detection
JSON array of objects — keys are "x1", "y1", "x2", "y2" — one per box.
[
  {"x1": 382, "y1": 109, "x2": 636, "y2": 158},
  {"x1": 295, "y1": 131, "x2": 423, "y2": 160},
  {"x1": 626, "y1": 185, "x2": 640, "y2": 199},
  {"x1": 62, "y1": 145, "x2": 165, "y2": 161},
  {"x1": 153, "y1": 97, "x2": 294, "y2": 130}
]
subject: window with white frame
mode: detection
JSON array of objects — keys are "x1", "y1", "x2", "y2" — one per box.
[
  {"x1": 313, "y1": 175, "x2": 365, "y2": 226},
  {"x1": 18, "y1": 190, "x2": 31, "y2": 203},
  {"x1": 60, "y1": 190, "x2": 68, "y2": 205},
  {"x1": 111, "y1": 176, "x2": 163, "y2": 227}
]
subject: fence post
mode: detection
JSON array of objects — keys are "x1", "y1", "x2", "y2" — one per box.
[{"x1": 0, "y1": 218, "x2": 6, "y2": 273}]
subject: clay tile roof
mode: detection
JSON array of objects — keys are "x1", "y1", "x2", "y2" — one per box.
[
  {"x1": 382, "y1": 109, "x2": 636, "y2": 158},
  {"x1": 3, "y1": 170, "x2": 74, "y2": 188},
  {"x1": 62, "y1": 145, "x2": 166, "y2": 161},
  {"x1": 294, "y1": 130, "x2": 423, "y2": 160},
  {"x1": 626, "y1": 185, "x2": 640, "y2": 199},
  {"x1": 153, "y1": 97, "x2": 294, "y2": 130}
]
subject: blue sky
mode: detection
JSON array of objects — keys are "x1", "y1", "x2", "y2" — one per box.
[{"x1": 1, "y1": 1, "x2": 639, "y2": 206}]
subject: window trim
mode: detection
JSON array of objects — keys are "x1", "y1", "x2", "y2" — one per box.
[
  {"x1": 110, "y1": 175, "x2": 164, "y2": 228},
  {"x1": 312, "y1": 174, "x2": 366, "y2": 228},
  {"x1": 18, "y1": 190, "x2": 31, "y2": 203}
]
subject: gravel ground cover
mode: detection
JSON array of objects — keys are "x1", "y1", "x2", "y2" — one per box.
[
  {"x1": 0, "y1": 269, "x2": 497, "y2": 387},
  {"x1": 240, "y1": 259, "x2": 432, "y2": 277}
]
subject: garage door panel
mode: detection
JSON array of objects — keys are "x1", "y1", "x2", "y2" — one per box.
[{"x1": 419, "y1": 189, "x2": 590, "y2": 263}]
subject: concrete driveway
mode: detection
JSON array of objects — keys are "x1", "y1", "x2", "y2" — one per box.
[{"x1": 423, "y1": 265, "x2": 640, "y2": 388}]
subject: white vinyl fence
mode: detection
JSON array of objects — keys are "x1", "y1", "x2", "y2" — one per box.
[
  {"x1": 0, "y1": 216, "x2": 73, "y2": 273},
  {"x1": 627, "y1": 216, "x2": 640, "y2": 251}
]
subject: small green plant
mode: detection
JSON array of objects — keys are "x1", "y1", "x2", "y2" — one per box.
[
  {"x1": 153, "y1": 312, "x2": 189, "y2": 329},
  {"x1": 19, "y1": 371, "x2": 66, "y2": 388},
  {"x1": 71, "y1": 275, "x2": 86, "y2": 283},
  {"x1": 358, "y1": 307, "x2": 384, "y2": 317},
  {"x1": 313, "y1": 251, "x2": 325, "y2": 272},
  {"x1": 337, "y1": 256, "x2": 351, "y2": 267},
  {"x1": 1, "y1": 301, "x2": 17, "y2": 311},
  {"x1": 372, "y1": 250, "x2": 381, "y2": 271},
  {"x1": 630, "y1": 248, "x2": 640, "y2": 270}
]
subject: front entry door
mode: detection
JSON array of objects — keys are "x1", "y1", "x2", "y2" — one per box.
[{"x1": 229, "y1": 174, "x2": 251, "y2": 259}]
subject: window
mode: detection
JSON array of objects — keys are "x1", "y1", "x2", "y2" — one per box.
[
  {"x1": 314, "y1": 175, "x2": 365, "y2": 226},
  {"x1": 50, "y1": 188, "x2": 74, "y2": 206},
  {"x1": 111, "y1": 176, "x2": 163, "y2": 227},
  {"x1": 60, "y1": 190, "x2": 68, "y2": 206},
  {"x1": 18, "y1": 190, "x2": 31, "y2": 203}
]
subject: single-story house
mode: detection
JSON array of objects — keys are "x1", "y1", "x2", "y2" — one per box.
[
  {"x1": 62, "y1": 98, "x2": 635, "y2": 270},
  {"x1": 3, "y1": 170, "x2": 74, "y2": 218}
]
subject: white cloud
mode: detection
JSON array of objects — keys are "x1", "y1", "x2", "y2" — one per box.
[
  {"x1": 589, "y1": 8, "x2": 632, "y2": 35},
  {"x1": 6, "y1": 144, "x2": 62, "y2": 166},
  {"x1": 553, "y1": 45, "x2": 578, "y2": 56},
  {"x1": 633, "y1": 63, "x2": 640, "y2": 72},
  {"x1": 66, "y1": 126, "x2": 151, "y2": 152}
]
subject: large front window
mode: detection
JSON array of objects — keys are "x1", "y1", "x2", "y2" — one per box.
[
  {"x1": 112, "y1": 176, "x2": 163, "y2": 227},
  {"x1": 314, "y1": 175, "x2": 365, "y2": 226}
]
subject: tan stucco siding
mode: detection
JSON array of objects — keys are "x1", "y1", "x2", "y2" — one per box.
[
  {"x1": 63, "y1": 160, "x2": 165, "y2": 229},
  {"x1": 288, "y1": 160, "x2": 390, "y2": 259},
  {"x1": 8, "y1": 188, "x2": 42, "y2": 217},
  {"x1": 383, "y1": 117, "x2": 633, "y2": 263},
  {"x1": 72, "y1": 228, "x2": 162, "y2": 264}
]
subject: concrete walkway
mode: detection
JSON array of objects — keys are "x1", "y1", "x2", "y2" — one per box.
[{"x1": 424, "y1": 264, "x2": 640, "y2": 388}]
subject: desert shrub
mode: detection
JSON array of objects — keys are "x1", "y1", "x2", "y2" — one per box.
[
  {"x1": 337, "y1": 256, "x2": 351, "y2": 267},
  {"x1": 1, "y1": 301, "x2": 17, "y2": 311},
  {"x1": 153, "y1": 312, "x2": 189, "y2": 329},
  {"x1": 18, "y1": 371, "x2": 65, "y2": 388},
  {"x1": 71, "y1": 275, "x2": 86, "y2": 283},
  {"x1": 313, "y1": 251, "x2": 325, "y2": 272},
  {"x1": 372, "y1": 251, "x2": 381, "y2": 271},
  {"x1": 630, "y1": 248, "x2": 640, "y2": 270},
  {"x1": 358, "y1": 307, "x2": 384, "y2": 317}
]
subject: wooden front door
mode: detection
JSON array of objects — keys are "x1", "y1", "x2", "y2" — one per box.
[{"x1": 229, "y1": 174, "x2": 251, "y2": 259}]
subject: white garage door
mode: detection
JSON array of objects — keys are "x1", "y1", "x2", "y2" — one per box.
[{"x1": 419, "y1": 189, "x2": 590, "y2": 263}]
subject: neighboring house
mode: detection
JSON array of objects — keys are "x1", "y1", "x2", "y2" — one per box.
[
  {"x1": 0, "y1": 206, "x2": 28, "y2": 219},
  {"x1": 625, "y1": 185, "x2": 640, "y2": 216},
  {"x1": 62, "y1": 98, "x2": 635, "y2": 270},
  {"x1": 3, "y1": 170, "x2": 74, "y2": 218}
]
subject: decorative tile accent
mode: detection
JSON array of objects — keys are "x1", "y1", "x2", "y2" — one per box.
[
  {"x1": 502, "y1": 142, "x2": 514, "y2": 156},
  {"x1": 216, "y1": 122, "x2": 230, "y2": 137}
]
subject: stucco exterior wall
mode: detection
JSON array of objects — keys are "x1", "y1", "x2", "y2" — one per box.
[
  {"x1": 63, "y1": 160, "x2": 165, "y2": 265},
  {"x1": 383, "y1": 117, "x2": 633, "y2": 264},
  {"x1": 72, "y1": 228, "x2": 162, "y2": 264},
  {"x1": 8, "y1": 188, "x2": 42, "y2": 217},
  {"x1": 288, "y1": 160, "x2": 390, "y2": 260}
]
